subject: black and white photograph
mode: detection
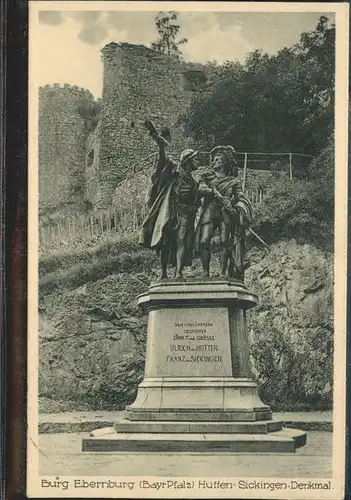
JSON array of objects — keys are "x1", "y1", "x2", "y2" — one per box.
[{"x1": 27, "y1": 2, "x2": 348, "y2": 498}]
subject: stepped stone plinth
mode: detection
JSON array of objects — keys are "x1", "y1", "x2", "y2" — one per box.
[{"x1": 82, "y1": 280, "x2": 306, "y2": 453}]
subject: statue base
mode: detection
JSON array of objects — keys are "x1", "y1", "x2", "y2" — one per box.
[{"x1": 82, "y1": 280, "x2": 306, "y2": 453}]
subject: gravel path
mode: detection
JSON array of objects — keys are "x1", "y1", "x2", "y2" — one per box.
[{"x1": 39, "y1": 431, "x2": 332, "y2": 478}]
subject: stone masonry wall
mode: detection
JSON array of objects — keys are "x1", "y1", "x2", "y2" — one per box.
[
  {"x1": 39, "y1": 84, "x2": 97, "y2": 213},
  {"x1": 85, "y1": 121, "x2": 101, "y2": 206},
  {"x1": 38, "y1": 45, "x2": 300, "y2": 215},
  {"x1": 96, "y1": 42, "x2": 207, "y2": 208}
]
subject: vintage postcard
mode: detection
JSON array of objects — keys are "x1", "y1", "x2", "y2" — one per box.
[{"x1": 27, "y1": 1, "x2": 349, "y2": 498}]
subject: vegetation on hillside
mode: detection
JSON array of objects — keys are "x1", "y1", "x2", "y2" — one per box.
[
  {"x1": 184, "y1": 16, "x2": 335, "y2": 155},
  {"x1": 183, "y1": 15, "x2": 336, "y2": 249},
  {"x1": 39, "y1": 16, "x2": 336, "y2": 255},
  {"x1": 39, "y1": 241, "x2": 333, "y2": 412},
  {"x1": 252, "y1": 138, "x2": 334, "y2": 249},
  {"x1": 38, "y1": 16, "x2": 337, "y2": 414},
  {"x1": 39, "y1": 232, "x2": 145, "y2": 279}
]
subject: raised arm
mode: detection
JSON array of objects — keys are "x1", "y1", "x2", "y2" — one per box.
[
  {"x1": 144, "y1": 119, "x2": 171, "y2": 175},
  {"x1": 144, "y1": 120, "x2": 176, "y2": 207},
  {"x1": 153, "y1": 134, "x2": 168, "y2": 165}
]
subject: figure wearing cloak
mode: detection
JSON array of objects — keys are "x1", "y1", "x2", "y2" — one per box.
[
  {"x1": 196, "y1": 145, "x2": 252, "y2": 280},
  {"x1": 138, "y1": 124, "x2": 199, "y2": 278}
]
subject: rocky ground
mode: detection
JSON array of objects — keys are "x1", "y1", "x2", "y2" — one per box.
[{"x1": 39, "y1": 239, "x2": 333, "y2": 412}]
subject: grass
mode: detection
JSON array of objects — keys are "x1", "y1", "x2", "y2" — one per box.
[
  {"x1": 39, "y1": 247, "x2": 158, "y2": 295},
  {"x1": 39, "y1": 231, "x2": 141, "y2": 278}
]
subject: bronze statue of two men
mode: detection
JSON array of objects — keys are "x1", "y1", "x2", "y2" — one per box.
[{"x1": 138, "y1": 122, "x2": 253, "y2": 281}]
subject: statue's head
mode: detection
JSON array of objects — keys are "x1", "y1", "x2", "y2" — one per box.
[
  {"x1": 179, "y1": 148, "x2": 199, "y2": 172},
  {"x1": 210, "y1": 145, "x2": 238, "y2": 176}
]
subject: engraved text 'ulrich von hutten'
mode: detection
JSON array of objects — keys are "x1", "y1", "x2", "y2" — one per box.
[
  {"x1": 170, "y1": 344, "x2": 219, "y2": 352},
  {"x1": 166, "y1": 320, "x2": 222, "y2": 363}
]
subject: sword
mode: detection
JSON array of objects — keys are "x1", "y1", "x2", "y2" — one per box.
[{"x1": 247, "y1": 227, "x2": 269, "y2": 249}]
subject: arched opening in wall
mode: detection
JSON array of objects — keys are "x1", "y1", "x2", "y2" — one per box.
[
  {"x1": 130, "y1": 121, "x2": 135, "y2": 129},
  {"x1": 180, "y1": 70, "x2": 207, "y2": 92}
]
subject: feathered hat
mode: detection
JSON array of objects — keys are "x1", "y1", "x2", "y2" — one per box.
[{"x1": 210, "y1": 145, "x2": 237, "y2": 163}]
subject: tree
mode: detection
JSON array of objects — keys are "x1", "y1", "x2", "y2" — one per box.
[
  {"x1": 184, "y1": 16, "x2": 335, "y2": 155},
  {"x1": 293, "y1": 16, "x2": 335, "y2": 152},
  {"x1": 251, "y1": 136, "x2": 334, "y2": 249},
  {"x1": 181, "y1": 61, "x2": 242, "y2": 146},
  {"x1": 151, "y1": 11, "x2": 187, "y2": 59}
]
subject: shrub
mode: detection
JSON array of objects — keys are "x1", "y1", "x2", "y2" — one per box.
[{"x1": 253, "y1": 139, "x2": 334, "y2": 250}]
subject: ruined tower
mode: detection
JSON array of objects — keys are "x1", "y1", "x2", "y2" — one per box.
[
  {"x1": 89, "y1": 42, "x2": 208, "y2": 209},
  {"x1": 39, "y1": 84, "x2": 97, "y2": 213}
]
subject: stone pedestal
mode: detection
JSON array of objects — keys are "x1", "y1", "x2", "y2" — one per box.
[{"x1": 83, "y1": 280, "x2": 306, "y2": 453}]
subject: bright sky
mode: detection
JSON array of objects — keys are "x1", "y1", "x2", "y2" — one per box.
[{"x1": 33, "y1": 9, "x2": 334, "y2": 98}]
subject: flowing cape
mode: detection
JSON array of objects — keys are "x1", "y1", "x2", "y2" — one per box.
[
  {"x1": 138, "y1": 181, "x2": 175, "y2": 249},
  {"x1": 139, "y1": 167, "x2": 198, "y2": 267},
  {"x1": 195, "y1": 170, "x2": 253, "y2": 250}
]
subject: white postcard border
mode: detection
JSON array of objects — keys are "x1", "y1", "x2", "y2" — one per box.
[{"x1": 27, "y1": 2, "x2": 349, "y2": 498}]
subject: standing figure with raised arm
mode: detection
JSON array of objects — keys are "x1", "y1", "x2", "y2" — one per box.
[{"x1": 139, "y1": 120, "x2": 200, "y2": 279}]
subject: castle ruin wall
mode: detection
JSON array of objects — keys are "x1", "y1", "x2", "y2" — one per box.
[
  {"x1": 39, "y1": 84, "x2": 96, "y2": 213},
  {"x1": 96, "y1": 42, "x2": 207, "y2": 209}
]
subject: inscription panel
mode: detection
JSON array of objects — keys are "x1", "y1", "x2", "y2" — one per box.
[{"x1": 144, "y1": 307, "x2": 232, "y2": 377}]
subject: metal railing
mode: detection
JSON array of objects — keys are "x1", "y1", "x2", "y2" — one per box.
[
  {"x1": 39, "y1": 150, "x2": 315, "y2": 253},
  {"x1": 129, "y1": 150, "x2": 315, "y2": 185}
]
